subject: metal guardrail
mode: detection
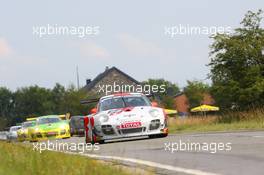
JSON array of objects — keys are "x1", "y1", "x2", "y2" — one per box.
[{"x1": 0, "y1": 131, "x2": 7, "y2": 140}]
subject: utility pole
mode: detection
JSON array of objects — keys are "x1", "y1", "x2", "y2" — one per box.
[{"x1": 76, "y1": 66, "x2": 80, "y2": 90}]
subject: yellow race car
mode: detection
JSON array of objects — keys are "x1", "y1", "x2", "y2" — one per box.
[
  {"x1": 28, "y1": 115, "x2": 71, "y2": 142},
  {"x1": 17, "y1": 121, "x2": 36, "y2": 142}
]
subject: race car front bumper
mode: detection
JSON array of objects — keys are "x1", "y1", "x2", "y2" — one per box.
[
  {"x1": 30, "y1": 129, "x2": 71, "y2": 141},
  {"x1": 93, "y1": 118, "x2": 168, "y2": 141}
]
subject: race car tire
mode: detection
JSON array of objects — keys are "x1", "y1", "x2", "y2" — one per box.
[
  {"x1": 159, "y1": 133, "x2": 168, "y2": 137},
  {"x1": 98, "y1": 140, "x2": 105, "y2": 144}
]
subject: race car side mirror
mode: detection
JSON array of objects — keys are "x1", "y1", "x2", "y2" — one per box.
[
  {"x1": 151, "y1": 101, "x2": 158, "y2": 107},
  {"x1": 90, "y1": 108, "x2": 97, "y2": 114}
]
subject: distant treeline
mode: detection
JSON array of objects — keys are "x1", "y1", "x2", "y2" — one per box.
[{"x1": 0, "y1": 84, "x2": 91, "y2": 129}]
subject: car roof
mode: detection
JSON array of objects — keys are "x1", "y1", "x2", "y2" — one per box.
[
  {"x1": 10, "y1": 126, "x2": 21, "y2": 129},
  {"x1": 100, "y1": 93, "x2": 144, "y2": 100}
]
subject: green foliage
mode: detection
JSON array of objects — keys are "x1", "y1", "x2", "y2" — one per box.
[
  {"x1": 162, "y1": 96, "x2": 175, "y2": 109},
  {"x1": 142, "y1": 78, "x2": 180, "y2": 108},
  {"x1": 59, "y1": 85, "x2": 89, "y2": 115},
  {"x1": 184, "y1": 80, "x2": 210, "y2": 108},
  {"x1": 14, "y1": 86, "x2": 54, "y2": 122},
  {"x1": 142, "y1": 78, "x2": 180, "y2": 96},
  {"x1": 0, "y1": 87, "x2": 14, "y2": 119},
  {"x1": 0, "y1": 84, "x2": 90, "y2": 128},
  {"x1": 209, "y1": 9, "x2": 264, "y2": 110},
  {"x1": 51, "y1": 83, "x2": 66, "y2": 114}
]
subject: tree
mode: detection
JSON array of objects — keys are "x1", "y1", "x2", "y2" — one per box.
[
  {"x1": 51, "y1": 83, "x2": 66, "y2": 114},
  {"x1": 0, "y1": 83, "x2": 92, "y2": 128},
  {"x1": 209, "y1": 9, "x2": 264, "y2": 110},
  {"x1": 0, "y1": 87, "x2": 14, "y2": 118},
  {"x1": 0, "y1": 87, "x2": 14, "y2": 129},
  {"x1": 60, "y1": 84, "x2": 89, "y2": 115},
  {"x1": 184, "y1": 80, "x2": 210, "y2": 108},
  {"x1": 13, "y1": 86, "x2": 54, "y2": 123},
  {"x1": 142, "y1": 79, "x2": 180, "y2": 108}
]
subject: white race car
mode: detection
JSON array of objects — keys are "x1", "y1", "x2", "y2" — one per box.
[
  {"x1": 83, "y1": 93, "x2": 168, "y2": 144},
  {"x1": 7, "y1": 126, "x2": 21, "y2": 141}
]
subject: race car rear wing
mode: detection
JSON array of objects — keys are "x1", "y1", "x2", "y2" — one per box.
[
  {"x1": 26, "y1": 117, "x2": 37, "y2": 121},
  {"x1": 80, "y1": 98, "x2": 100, "y2": 104},
  {"x1": 26, "y1": 113, "x2": 71, "y2": 121},
  {"x1": 58, "y1": 113, "x2": 71, "y2": 120},
  {"x1": 80, "y1": 93, "x2": 156, "y2": 105}
]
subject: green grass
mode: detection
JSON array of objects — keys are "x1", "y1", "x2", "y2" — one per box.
[
  {"x1": 169, "y1": 119, "x2": 264, "y2": 133},
  {"x1": 0, "y1": 141, "x2": 131, "y2": 175},
  {"x1": 168, "y1": 109, "x2": 264, "y2": 133}
]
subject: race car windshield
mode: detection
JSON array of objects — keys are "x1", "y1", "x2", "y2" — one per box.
[
  {"x1": 37, "y1": 118, "x2": 61, "y2": 125},
  {"x1": 99, "y1": 96, "x2": 151, "y2": 112},
  {"x1": 22, "y1": 122, "x2": 35, "y2": 128}
]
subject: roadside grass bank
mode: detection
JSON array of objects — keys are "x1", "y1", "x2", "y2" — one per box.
[
  {"x1": 169, "y1": 109, "x2": 264, "y2": 133},
  {"x1": 0, "y1": 141, "x2": 136, "y2": 175}
]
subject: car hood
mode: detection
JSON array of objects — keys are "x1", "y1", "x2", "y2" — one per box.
[
  {"x1": 35, "y1": 122, "x2": 68, "y2": 130},
  {"x1": 94, "y1": 106, "x2": 164, "y2": 123}
]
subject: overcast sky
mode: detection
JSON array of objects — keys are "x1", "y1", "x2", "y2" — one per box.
[{"x1": 0, "y1": 0, "x2": 263, "y2": 90}]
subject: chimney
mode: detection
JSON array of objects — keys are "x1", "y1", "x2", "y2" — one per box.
[
  {"x1": 105, "y1": 66, "x2": 109, "y2": 71},
  {"x1": 86, "y1": 79, "x2": 91, "y2": 85}
]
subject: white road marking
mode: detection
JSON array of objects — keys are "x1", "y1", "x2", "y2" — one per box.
[
  {"x1": 252, "y1": 135, "x2": 264, "y2": 138},
  {"x1": 63, "y1": 151, "x2": 221, "y2": 175}
]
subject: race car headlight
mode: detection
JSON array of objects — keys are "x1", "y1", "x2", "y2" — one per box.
[
  {"x1": 149, "y1": 109, "x2": 160, "y2": 118},
  {"x1": 60, "y1": 125, "x2": 66, "y2": 130},
  {"x1": 99, "y1": 114, "x2": 109, "y2": 123}
]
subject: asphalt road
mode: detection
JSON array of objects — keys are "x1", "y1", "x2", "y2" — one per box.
[{"x1": 42, "y1": 131, "x2": 264, "y2": 175}]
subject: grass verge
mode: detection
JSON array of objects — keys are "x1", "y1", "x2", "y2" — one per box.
[
  {"x1": 0, "y1": 141, "x2": 131, "y2": 175},
  {"x1": 169, "y1": 118, "x2": 264, "y2": 133},
  {"x1": 169, "y1": 109, "x2": 264, "y2": 133}
]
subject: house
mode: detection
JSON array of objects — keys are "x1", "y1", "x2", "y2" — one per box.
[
  {"x1": 174, "y1": 92, "x2": 215, "y2": 116},
  {"x1": 82, "y1": 66, "x2": 140, "y2": 96},
  {"x1": 174, "y1": 92, "x2": 190, "y2": 116}
]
